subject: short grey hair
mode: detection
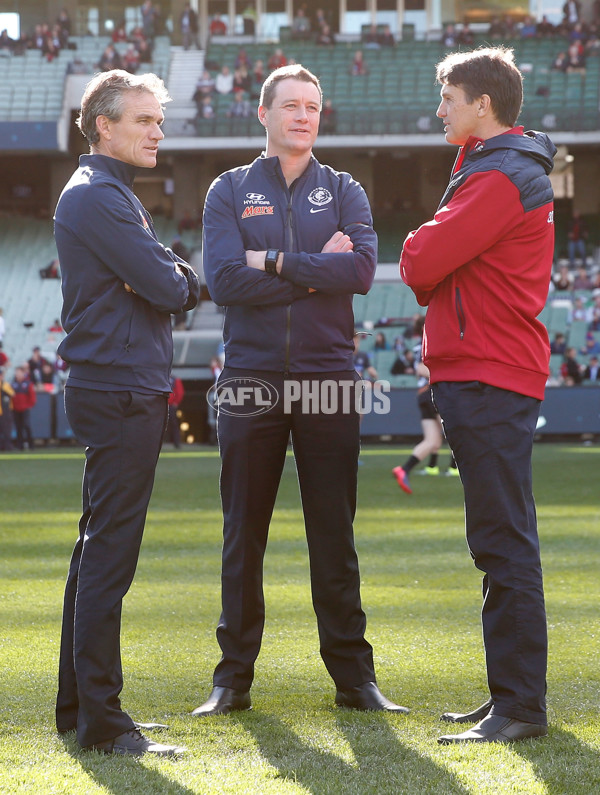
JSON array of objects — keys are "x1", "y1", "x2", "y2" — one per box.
[{"x1": 77, "y1": 69, "x2": 171, "y2": 145}]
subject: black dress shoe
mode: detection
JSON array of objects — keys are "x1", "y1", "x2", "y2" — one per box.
[
  {"x1": 438, "y1": 713, "x2": 548, "y2": 744},
  {"x1": 440, "y1": 697, "x2": 493, "y2": 724},
  {"x1": 335, "y1": 682, "x2": 410, "y2": 714},
  {"x1": 89, "y1": 727, "x2": 185, "y2": 756},
  {"x1": 191, "y1": 686, "x2": 251, "y2": 717}
]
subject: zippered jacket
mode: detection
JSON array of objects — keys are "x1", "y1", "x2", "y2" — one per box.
[
  {"x1": 55, "y1": 155, "x2": 200, "y2": 393},
  {"x1": 203, "y1": 154, "x2": 377, "y2": 373},
  {"x1": 10, "y1": 377, "x2": 36, "y2": 412},
  {"x1": 400, "y1": 128, "x2": 556, "y2": 400}
]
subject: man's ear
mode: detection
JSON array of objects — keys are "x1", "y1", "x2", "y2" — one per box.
[
  {"x1": 257, "y1": 105, "x2": 267, "y2": 128},
  {"x1": 96, "y1": 115, "x2": 111, "y2": 140},
  {"x1": 477, "y1": 94, "x2": 492, "y2": 117}
]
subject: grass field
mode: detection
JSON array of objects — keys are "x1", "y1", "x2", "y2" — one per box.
[{"x1": 0, "y1": 442, "x2": 599, "y2": 794}]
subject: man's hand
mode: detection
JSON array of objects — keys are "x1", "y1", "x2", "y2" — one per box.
[
  {"x1": 124, "y1": 283, "x2": 137, "y2": 294},
  {"x1": 321, "y1": 230, "x2": 353, "y2": 254}
]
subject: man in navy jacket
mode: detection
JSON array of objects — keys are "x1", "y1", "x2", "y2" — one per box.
[
  {"x1": 54, "y1": 70, "x2": 199, "y2": 756},
  {"x1": 194, "y1": 64, "x2": 408, "y2": 717}
]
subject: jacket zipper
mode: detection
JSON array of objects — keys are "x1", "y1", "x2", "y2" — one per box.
[
  {"x1": 455, "y1": 287, "x2": 466, "y2": 340},
  {"x1": 283, "y1": 180, "x2": 296, "y2": 375}
]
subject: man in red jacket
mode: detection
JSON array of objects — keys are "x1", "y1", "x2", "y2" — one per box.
[{"x1": 401, "y1": 47, "x2": 555, "y2": 744}]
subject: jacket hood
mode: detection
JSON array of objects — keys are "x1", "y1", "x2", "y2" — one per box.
[{"x1": 469, "y1": 130, "x2": 557, "y2": 175}]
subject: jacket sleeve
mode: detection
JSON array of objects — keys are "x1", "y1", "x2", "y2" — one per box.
[
  {"x1": 74, "y1": 182, "x2": 200, "y2": 314},
  {"x1": 400, "y1": 170, "x2": 523, "y2": 305},
  {"x1": 279, "y1": 176, "x2": 377, "y2": 295},
  {"x1": 203, "y1": 175, "x2": 309, "y2": 307}
]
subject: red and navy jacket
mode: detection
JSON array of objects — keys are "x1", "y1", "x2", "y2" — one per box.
[
  {"x1": 202, "y1": 154, "x2": 377, "y2": 373},
  {"x1": 400, "y1": 128, "x2": 556, "y2": 400}
]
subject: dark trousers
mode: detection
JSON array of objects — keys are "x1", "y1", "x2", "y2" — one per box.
[
  {"x1": 432, "y1": 381, "x2": 547, "y2": 725},
  {"x1": 13, "y1": 409, "x2": 33, "y2": 449},
  {"x1": 56, "y1": 387, "x2": 167, "y2": 747},
  {"x1": 213, "y1": 369, "x2": 375, "y2": 692}
]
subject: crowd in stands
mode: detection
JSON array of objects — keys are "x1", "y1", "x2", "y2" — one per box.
[{"x1": 0, "y1": 7, "x2": 72, "y2": 60}]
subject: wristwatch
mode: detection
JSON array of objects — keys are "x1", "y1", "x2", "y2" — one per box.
[{"x1": 265, "y1": 248, "x2": 280, "y2": 275}]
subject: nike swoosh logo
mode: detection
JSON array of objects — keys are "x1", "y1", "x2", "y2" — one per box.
[{"x1": 309, "y1": 207, "x2": 328, "y2": 213}]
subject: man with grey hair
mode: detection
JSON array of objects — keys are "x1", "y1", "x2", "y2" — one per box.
[{"x1": 54, "y1": 70, "x2": 200, "y2": 756}]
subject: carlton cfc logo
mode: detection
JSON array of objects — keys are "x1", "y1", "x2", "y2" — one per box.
[{"x1": 308, "y1": 187, "x2": 332, "y2": 207}]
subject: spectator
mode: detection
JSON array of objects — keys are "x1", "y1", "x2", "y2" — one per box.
[
  {"x1": 112, "y1": 23, "x2": 128, "y2": 43},
  {"x1": 552, "y1": 263, "x2": 573, "y2": 291},
  {"x1": 233, "y1": 65, "x2": 251, "y2": 94},
  {"x1": 374, "y1": 331, "x2": 388, "y2": 350},
  {"x1": 580, "y1": 331, "x2": 600, "y2": 356},
  {"x1": 353, "y1": 333, "x2": 378, "y2": 381},
  {"x1": 562, "y1": 0, "x2": 582, "y2": 29},
  {"x1": 536, "y1": 16, "x2": 555, "y2": 37},
  {"x1": 362, "y1": 24, "x2": 381, "y2": 49},
  {"x1": 141, "y1": 0, "x2": 157, "y2": 40},
  {"x1": 177, "y1": 209, "x2": 200, "y2": 233},
  {"x1": 215, "y1": 64, "x2": 234, "y2": 94},
  {"x1": 49, "y1": 317, "x2": 64, "y2": 332},
  {"x1": 488, "y1": 17, "x2": 506, "y2": 39},
  {"x1": 569, "y1": 295, "x2": 591, "y2": 322},
  {"x1": 550, "y1": 332, "x2": 567, "y2": 354},
  {"x1": 197, "y1": 94, "x2": 215, "y2": 121},
  {"x1": 0, "y1": 368, "x2": 15, "y2": 451},
  {"x1": 566, "y1": 40, "x2": 586, "y2": 71},
  {"x1": 291, "y1": 8, "x2": 311, "y2": 40},
  {"x1": 242, "y1": 4, "x2": 257, "y2": 36},
  {"x1": 315, "y1": 23, "x2": 335, "y2": 46},
  {"x1": 350, "y1": 49, "x2": 367, "y2": 76},
  {"x1": 28, "y1": 346, "x2": 50, "y2": 386},
  {"x1": 210, "y1": 14, "x2": 227, "y2": 37},
  {"x1": 97, "y1": 43, "x2": 122, "y2": 72},
  {"x1": 458, "y1": 23, "x2": 475, "y2": 46},
  {"x1": 227, "y1": 90, "x2": 252, "y2": 118},
  {"x1": 268, "y1": 47, "x2": 287, "y2": 71},
  {"x1": 0, "y1": 307, "x2": 5, "y2": 348},
  {"x1": 520, "y1": 16, "x2": 537, "y2": 38},
  {"x1": 567, "y1": 209, "x2": 588, "y2": 265},
  {"x1": 0, "y1": 29, "x2": 14, "y2": 52},
  {"x1": 551, "y1": 51, "x2": 569, "y2": 71},
  {"x1": 122, "y1": 43, "x2": 141, "y2": 74},
  {"x1": 166, "y1": 375, "x2": 185, "y2": 447},
  {"x1": 589, "y1": 294, "x2": 600, "y2": 329},
  {"x1": 583, "y1": 354, "x2": 600, "y2": 381},
  {"x1": 379, "y1": 24, "x2": 395, "y2": 47},
  {"x1": 572, "y1": 265, "x2": 593, "y2": 291},
  {"x1": 235, "y1": 48, "x2": 252, "y2": 70},
  {"x1": 320, "y1": 98, "x2": 336, "y2": 134},
  {"x1": 180, "y1": 2, "x2": 198, "y2": 50},
  {"x1": 56, "y1": 7, "x2": 71, "y2": 40},
  {"x1": 441, "y1": 23, "x2": 457, "y2": 47},
  {"x1": 251, "y1": 59, "x2": 265, "y2": 96},
  {"x1": 39, "y1": 258, "x2": 60, "y2": 279},
  {"x1": 11, "y1": 366, "x2": 36, "y2": 450},
  {"x1": 561, "y1": 346, "x2": 584, "y2": 384},
  {"x1": 193, "y1": 70, "x2": 216, "y2": 106}
]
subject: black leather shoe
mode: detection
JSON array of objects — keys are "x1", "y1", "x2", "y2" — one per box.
[
  {"x1": 335, "y1": 682, "x2": 410, "y2": 714},
  {"x1": 191, "y1": 686, "x2": 251, "y2": 717},
  {"x1": 89, "y1": 728, "x2": 185, "y2": 756},
  {"x1": 438, "y1": 713, "x2": 548, "y2": 744},
  {"x1": 440, "y1": 697, "x2": 493, "y2": 724}
]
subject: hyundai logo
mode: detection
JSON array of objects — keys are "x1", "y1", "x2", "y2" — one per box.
[{"x1": 245, "y1": 193, "x2": 266, "y2": 201}]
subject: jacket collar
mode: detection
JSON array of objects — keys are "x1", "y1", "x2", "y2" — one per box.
[{"x1": 79, "y1": 153, "x2": 137, "y2": 188}]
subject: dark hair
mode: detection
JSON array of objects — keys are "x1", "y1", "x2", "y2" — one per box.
[
  {"x1": 435, "y1": 47, "x2": 522, "y2": 128},
  {"x1": 259, "y1": 64, "x2": 322, "y2": 109},
  {"x1": 77, "y1": 69, "x2": 170, "y2": 145}
]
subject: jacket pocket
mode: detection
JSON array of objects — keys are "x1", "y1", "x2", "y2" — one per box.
[{"x1": 455, "y1": 287, "x2": 466, "y2": 341}]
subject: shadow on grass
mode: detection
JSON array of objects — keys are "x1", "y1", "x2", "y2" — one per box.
[
  {"x1": 235, "y1": 710, "x2": 470, "y2": 795},
  {"x1": 513, "y1": 725, "x2": 600, "y2": 794},
  {"x1": 59, "y1": 732, "x2": 194, "y2": 795}
]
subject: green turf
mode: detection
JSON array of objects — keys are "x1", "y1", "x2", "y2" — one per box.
[{"x1": 0, "y1": 443, "x2": 599, "y2": 794}]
